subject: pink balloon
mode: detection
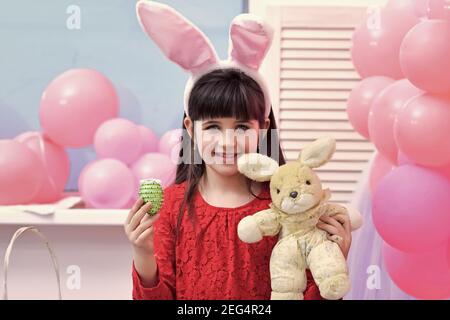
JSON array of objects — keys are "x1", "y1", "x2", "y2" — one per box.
[
  {"x1": 121, "y1": 197, "x2": 137, "y2": 210},
  {"x1": 383, "y1": 241, "x2": 450, "y2": 299},
  {"x1": 131, "y1": 153, "x2": 176, "y2": 189},
  {"x1": 15, "y1": 132, "x2": 70, "y2": 203},
  {"x1": 398, "y1": 151, "x2": 450, "y2": 180},
  {"x1": 400, "y1": 20, "x2": 450, "y2": 94},
  {"x1": 351, "y1": 1, "x2": 420, "y2": 79},
  {"x1": 78, "y1": 159, "x2": 135, "y2": 209},
  {"x1": 0, "y1": 140, "x2": 45, "y2": 205},
  {"x1": 436, "y1": 163, "x2": 450, "y2": 181},
  {"x1": 447, "y1": 239, "x2": 450, "y2": 269},
  {"x1": 373, "y1": 165, "x2": 450, "y2": 252},
  {"x1": 427, "y1": 0, "x2": 450, "y2": 19},
  {"x1": 138, "y1": 125, "x2": 159, "y2": 155},
  {"x1": 158, "y1": 129, "x2": 183, "y2": 164},
  {"x1": 347, "y1": 77, "x2": 395, "y2": 139},
  {"x1": 368, "y1": 79, "x2": 422, "y2": 163},
  {"x1": 397, "y1": 151, "x2": 413, "y2": 166},
  {"x1": 413, "y1": 0, "x2": 433, "y2": 17},
  {"x1": 77, "y1": 161, "x2": 94, "y2": 196},
  {"x1": 40, "y1": 69, "x2": 119, "y2": 148},
  {"x1": 369, "y1": 152, "x2": 396, "y2": 195},
  {"x1": 94, "y1": 118, "x2": 143, "y2": 165},
  {"x1": 394, "y1": 93, "x2": 450, "y2": 167}
]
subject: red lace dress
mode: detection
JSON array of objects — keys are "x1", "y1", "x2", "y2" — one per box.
[{"x1": 132, "y1": 181, "x2": 325, "y2": 300}]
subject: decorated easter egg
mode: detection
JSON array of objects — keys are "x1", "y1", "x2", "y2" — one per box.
[{"x1": 138, "y1": 178, "x2": 164, "y2": 215}]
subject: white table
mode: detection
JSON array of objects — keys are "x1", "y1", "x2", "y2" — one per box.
[{"x1": 0, "y1": 208, "x2": 134, "y2": 300}]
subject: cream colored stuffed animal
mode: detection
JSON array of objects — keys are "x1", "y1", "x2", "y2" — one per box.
[{"x1": 237, "y1": 136, "x2": 361, "y2": 300}]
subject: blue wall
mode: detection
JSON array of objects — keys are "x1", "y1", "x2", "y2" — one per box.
[{"x1": 0, "y1": 0, "x2": 244, "y2": 190}]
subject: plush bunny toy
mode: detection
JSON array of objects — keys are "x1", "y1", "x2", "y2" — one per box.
[{"x1": 237, "y1": 136, "x2": 362, "y2": 300}]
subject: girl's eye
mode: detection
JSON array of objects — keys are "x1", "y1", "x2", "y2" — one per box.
[
  {"x1": 205, "y1": 125, "x2": 220, "y2": 131},
  {"x1": 235, "y1": 125, "x2": 250, "y2": 131}
]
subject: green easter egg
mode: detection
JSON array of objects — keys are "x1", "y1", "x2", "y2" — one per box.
[{"x1": 138, "y1": 179, "x2": 164, "y2": 215}]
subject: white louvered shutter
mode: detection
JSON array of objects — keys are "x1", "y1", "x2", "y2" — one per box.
[{"x1": 263, "y1": 5, "x2": 375, "y2": 204}]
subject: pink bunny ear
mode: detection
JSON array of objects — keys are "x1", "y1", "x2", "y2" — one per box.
[
  {"x1": 229, "y1": 14, "x2": 274, "y2": 70},
  {"x1": 136, "y1": 0, "x2": 218, "y2": 74}
]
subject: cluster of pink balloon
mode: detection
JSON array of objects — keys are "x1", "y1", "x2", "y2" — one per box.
[
  {"x1": 79, "y1": 119, "x2": 181, "y2": 209},
  {"x1": 0, "y1": 136, "x2": 70, "y2": 205},
  {"x1": 0, "y1": 68, "x2": 181, "y2": 210},
  {"x1": 348, "y1": 0, "x2": 450, "y2": 299}
]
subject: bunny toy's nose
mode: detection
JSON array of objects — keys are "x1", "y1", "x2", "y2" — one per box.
[{"x1": 289, "y1": 191, "x2": 298, "y2": 198}]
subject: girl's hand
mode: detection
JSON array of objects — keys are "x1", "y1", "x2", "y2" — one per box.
[
  {"x1": 124, "y1": 198, "x2": 160, "y2": 256},
  {"x1": 316, "y1": 214, "x2": 352, "y2": 259}
]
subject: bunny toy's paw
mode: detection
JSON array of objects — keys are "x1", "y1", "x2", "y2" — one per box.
[{"x1": 319, "y1": 274, "x2": 350, "y2": 300}]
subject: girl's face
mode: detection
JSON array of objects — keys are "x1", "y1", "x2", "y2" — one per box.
[{"x1": 185, "y1": 117, "x2": 270, "y2": 177}]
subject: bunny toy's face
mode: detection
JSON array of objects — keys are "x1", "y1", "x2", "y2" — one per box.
[
  {"x1": 269, "y1": 162, "x2": 323, "y2": 215},
  {"x1": 237, "y1": 136, "x2": 336, "y2": 215}
]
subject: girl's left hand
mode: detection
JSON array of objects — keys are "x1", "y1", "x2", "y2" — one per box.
[{"x1": 316, "y1": 214, "x2": 352, "y2": 259}]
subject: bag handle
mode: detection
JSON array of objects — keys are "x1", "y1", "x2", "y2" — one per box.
[{"x1": 2, "y1": 226, "x2": 62, "y2": 300}]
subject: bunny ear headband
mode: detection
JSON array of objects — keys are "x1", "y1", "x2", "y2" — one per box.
[{"x1": 136, "y1": 0, "x2": 274, "y2": 118}]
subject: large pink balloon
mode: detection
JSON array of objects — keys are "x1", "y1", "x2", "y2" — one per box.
[
  {"x1": 368, "y1": 79, "x2": 422, "y2": 163},
  {"x1": 400, "y1": 20, "x2": 450, "y2": 94},
  {"x1": 351, "y1": 1, "x2": 420, "y2": 79},
  {"x1": 397, "y1": 151, "x2": 414, "y2": 166},
  {"x1": 385, "y1": 0, "x2": 427, "y2": 13},
  {"x1": 158, "y1": 129, "x2": 183, "y2": 165},
  {"x1": 383, "y1": 241, "x2": 450, "y2": 299},
  {"x1": 94, "y1": 118, "x2": 143, "y2": 165},
  {"x1": 373, "y1": 165, "x2": 450, "y2": 252},
  {"x1": 394, "y1": 93, "x2": 450, "y2": 167},
  {"x1": 369, "y1": 152, "x2": 396, "y2": 195},
  {"x1": 78, "y1": 159, "x2": 135, "y2": 209},
  {"x1": 138, "y1": 125, "x2": 159, "y2": 155},
  {"x1": 131, "y1": 153, "x2": 176, "y2": 189},
  {"x1": 15, "y1": 132, "x2": 70, "y2": 203},
  {"x1": 40, "y1": 69, "x2": 119, "y2": 148},
  {"x1": 412, "y1": 0, "x2": 433, "y2": 17},
  {"x1": 398, "y1": 151, "x2": 450, "y2": 181},
  {"x1": 427, "y1": 0, "x2": 450, "y2": 20},
  {"x1": 347, "y1": 77, "x2": 394, "y2": 139},
  {"x1": 447, "y1": 239, "x2": 450, "y2": 269},
  {"x1": 436, "y1": 163, "x2": 450, "y2": 181},
  {"x1": 77, "y1": 162, "x2": 94, "y2": 196},
  {"x1": 0, "y1": 140, "x2": 45, "y2": 205}
]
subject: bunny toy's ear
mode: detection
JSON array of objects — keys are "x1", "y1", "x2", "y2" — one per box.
[
  {"x1": 299, "y1": 136, "x2": 336, "y2": 169},
  {"x1": 228, "y1": 14, "x2": 274, "y2": 70},
  {"x1": 136, "y1": 0, "x2": 219, "y2": 74},
  {"x1": 237, "y1": 153, "x2": 279, "y2": 182}
]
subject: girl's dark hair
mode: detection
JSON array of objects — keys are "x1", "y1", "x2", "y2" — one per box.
[{"x1": 173, "y1": 68, "x2": 286, "y2": 240}]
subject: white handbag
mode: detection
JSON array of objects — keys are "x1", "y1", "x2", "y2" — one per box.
[{"x1": 2, "y1": 226, "x2": 62, "y2": 300}]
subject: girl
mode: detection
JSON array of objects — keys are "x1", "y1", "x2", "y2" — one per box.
[
  {"x1": 125, "y1": 68, "x2": 352, "y2": 299},
  {"x1": 124, "y1": 1, "x2": 352, "y2": 300}
]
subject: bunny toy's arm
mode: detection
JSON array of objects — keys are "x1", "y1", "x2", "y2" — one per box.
[{"x1": 237, "y1": 208, "x2": 281, "y2": 243}]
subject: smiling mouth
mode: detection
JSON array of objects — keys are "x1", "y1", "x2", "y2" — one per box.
[
  {"x1": 212, "y1": 151, "x2": 241, "y2": 164},
  {"x1": 213, "y1": 152, "x2": 238, "y2": 158}
]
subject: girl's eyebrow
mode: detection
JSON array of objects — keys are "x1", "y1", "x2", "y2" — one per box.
[
  {"x1": 202, "y1": 120, "x2": 220, "y2": 125},
  {"x1": 201, "y1": 120, "x2": 251, "y2": 126}
]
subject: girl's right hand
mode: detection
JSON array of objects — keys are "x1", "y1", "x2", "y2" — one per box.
[{"x1": 124, "y1": 197, "x2": 160, "y2": 255}]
